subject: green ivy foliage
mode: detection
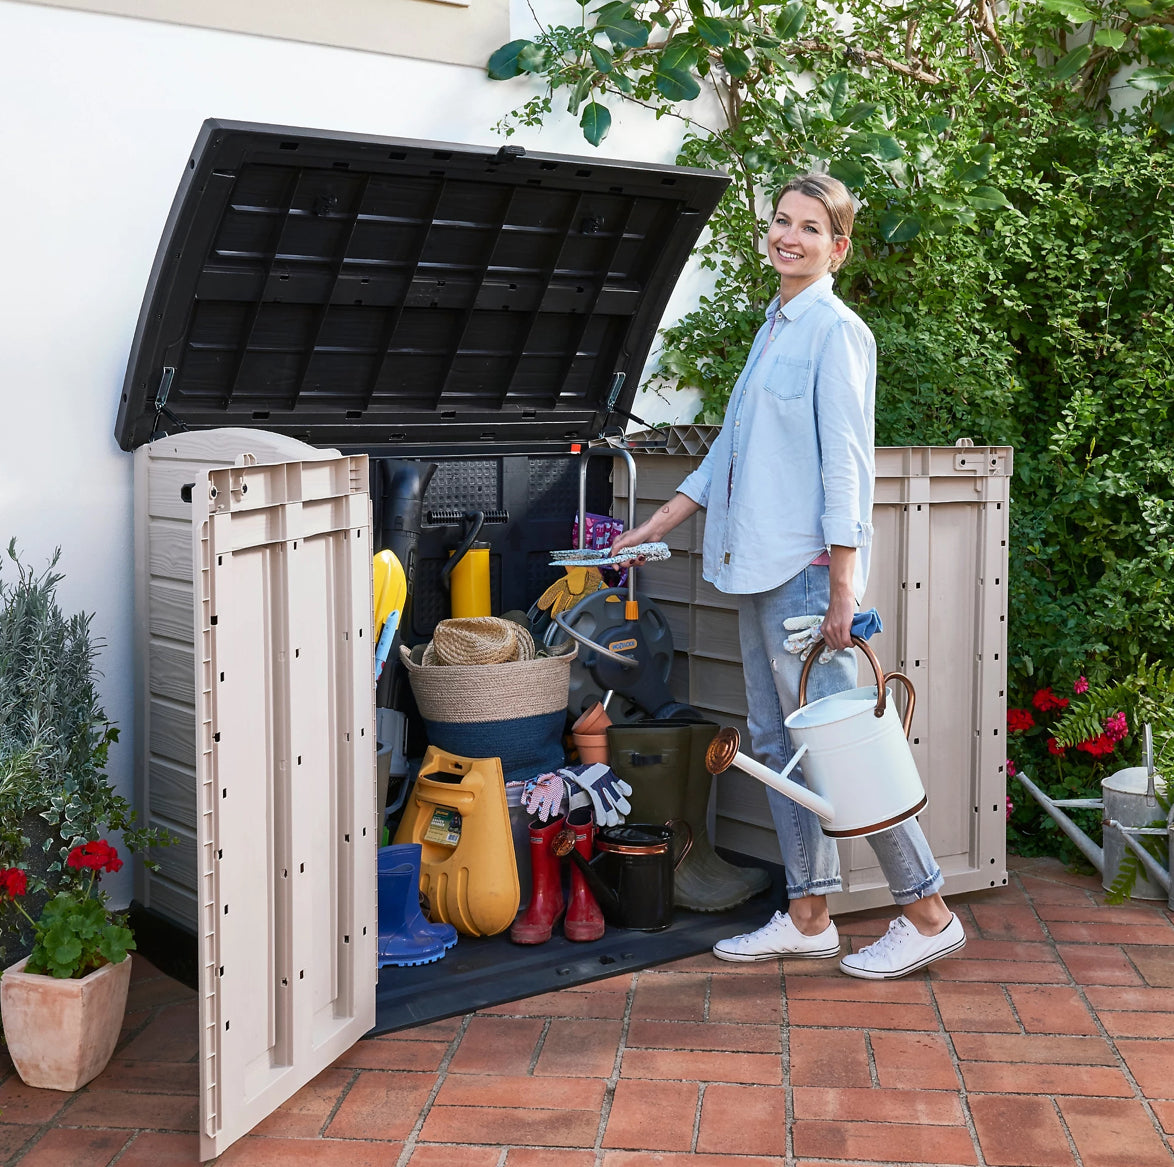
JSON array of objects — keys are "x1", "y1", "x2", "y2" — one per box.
[{"x1": 490, "y1": 0, "x2": 1174, "y2": 862}]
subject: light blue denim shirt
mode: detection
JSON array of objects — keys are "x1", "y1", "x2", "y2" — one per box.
[{"x1": 678, "y1": 273, "x2": 875, "y2": 598}]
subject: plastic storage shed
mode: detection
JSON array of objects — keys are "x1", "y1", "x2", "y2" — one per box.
[{"x1": 118, "y1": 119, "x2": 730, "y2": 1159}]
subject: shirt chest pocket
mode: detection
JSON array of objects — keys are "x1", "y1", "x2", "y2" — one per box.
[{"x1": 762, "y1": 356, "x2": 812, "y2": 402}]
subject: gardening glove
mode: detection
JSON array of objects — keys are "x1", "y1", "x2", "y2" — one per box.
[
  {"x1": 523, "y1": 771, "x2": 569, "y2": 822},
  {"x1": 536, "y1": 565, "x2": 608, "y2": 618},
  {"x1": 558, "y1": 763, "x2": 633, "y2": 828},
  {"x1": 549, "y1": 542, "x2": 671, "y2": 568},
  {"x1": 784, "y1": 608, "x2": 885, "y2": 664},
  {"x1": 783, "y1": 615, "x2": 836, "y2": 665}
]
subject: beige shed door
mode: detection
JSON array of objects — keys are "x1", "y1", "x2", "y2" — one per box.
[{"x1": 192, "y1": 455, "x2": 377, "y2": 1161}]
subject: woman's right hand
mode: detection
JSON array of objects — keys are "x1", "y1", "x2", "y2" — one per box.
[
  {"x1": 608, "y1": 492, "x2": 702, "y2": 565},
  {"x1": 608, "y1": 525, "x2": 654, "y2": 565}
]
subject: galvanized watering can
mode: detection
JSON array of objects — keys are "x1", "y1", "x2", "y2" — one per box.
[
  {"x1": 1017, "y1": 724, "x2": 1171, "y2": 907},
  {"x1": 706, "y1": 637, "x2": 927, "y2": 838}
]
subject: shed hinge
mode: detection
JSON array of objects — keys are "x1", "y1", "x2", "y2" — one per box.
[{"x1": 150, "y1": 366, "x2": 189, "y2": 440}]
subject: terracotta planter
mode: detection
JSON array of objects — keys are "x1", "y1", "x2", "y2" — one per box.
[
  {"x1": 573, "y1": 702, "x2": 612, "y2": 736},
  {"x1": 1, "y1": 954, "x2": 132, "y2": 1091},
  {"x1": 573, "y1": 702, "x2": 612, "y2": 763},
  {"x1": 573, "y1": 731, "x2": 610, "y2": 765}
]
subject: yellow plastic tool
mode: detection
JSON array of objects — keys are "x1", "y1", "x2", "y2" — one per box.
[
  {"x1": 393, "y1": 747, "x2": 520, "y2": 936},
  {"x1": 373, "y1": 550, "x2": 407, "y2": 633}
]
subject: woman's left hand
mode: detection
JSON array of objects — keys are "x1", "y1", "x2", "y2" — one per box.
[{"x1": 820, "y1": 592, "x2": 856, "y2": 651}]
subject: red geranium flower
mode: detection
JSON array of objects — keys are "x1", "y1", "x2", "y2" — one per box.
[
  {"x1": 66, "y1": 840, "x2": 123, "y2": 875},
  {"x1": 1032, "y1": 687, "x2": 1070, "y2": 713},
  {"x1": 1076, "y1": 733, "x2": 1116, "y2": 758},
  {"x1": 0, "y1": 867, "x2": 28, "y2": 898},
  {"x1": 1007, "y1": 708, "x2": 1036, "y2": 733},
  {"x1": 1047, "y1": 736, "x2": 1066, "y2": 756}
]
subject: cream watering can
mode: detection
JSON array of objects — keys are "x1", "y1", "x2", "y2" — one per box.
[{"x1": 706, "y1": 637, "x2": 927, "y2": 838}]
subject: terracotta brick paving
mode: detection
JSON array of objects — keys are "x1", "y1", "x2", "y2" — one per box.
[{"x1": 3, "y1": 855, "x2": 1172, "y2": 1166}]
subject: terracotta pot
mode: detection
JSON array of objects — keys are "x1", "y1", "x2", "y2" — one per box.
[
  {"x1": 573, "y1": 731, "x2": 610, "y2": 765},
  {"x1": 1, "y1": 954, "x2": 132, "y2": 1091},
  {"x1": 573, "y1": 702, "x2": 612, "y2": 736}
]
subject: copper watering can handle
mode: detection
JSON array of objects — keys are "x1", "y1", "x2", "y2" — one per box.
[{"x1": 797, "y1": 635, "x2": 916, "y2": 740}]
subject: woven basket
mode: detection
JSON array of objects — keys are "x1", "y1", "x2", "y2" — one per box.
[
  {"x1": 399, "y1": 642, "x2": 575, "y2": 723},
  {"x1": 399, "y1": 642, "x2": 576, "y2": 784}
]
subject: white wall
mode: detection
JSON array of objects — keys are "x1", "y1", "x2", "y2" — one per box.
[{"x1": 0, "y1": 0, "x2": 711, "y2": 905}]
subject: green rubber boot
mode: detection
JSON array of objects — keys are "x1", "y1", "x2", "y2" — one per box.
[
  {"x1": 681, "y1": 721, "x2": 771, "y2": 910},
  {"x1": 606, "y1": 721, "x2": 770, "y2": 911}
]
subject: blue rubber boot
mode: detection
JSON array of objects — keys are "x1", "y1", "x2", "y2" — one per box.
[{"x1": 377, "y1": 843, "x2": 458, "y2": 968}]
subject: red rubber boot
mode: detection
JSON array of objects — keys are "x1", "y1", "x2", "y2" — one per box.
[
  {"x1": 509, "y1": 816, "x2": 566, "y2": 944},
  {"x1": 564, "y1": 806, "x2": 605, "y2": 942}
]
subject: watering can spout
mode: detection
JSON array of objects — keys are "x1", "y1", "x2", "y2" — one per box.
[
  {"x1": 1014, "y1": 771, "x2": 1105, "y2": 873},
  {"x1": 705, "y1": 729, "x2": 834, "y2": 823}
]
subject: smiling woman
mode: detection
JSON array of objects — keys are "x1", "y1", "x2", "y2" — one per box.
[{"x1": 610, "y1": 171, "x2": 966, "y2": 981}]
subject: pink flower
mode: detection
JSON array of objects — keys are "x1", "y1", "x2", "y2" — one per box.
[
  {"x1": 1006, "y1": 758, "x2": 1017, "y2": 777},
  {"x1": 1074, "y1": 676, "x2": 1089, "y2": 694},
  {"x1": 1104, "y1": 712, "x2": 1128, "y2": 743},
  {"x1": 1006, "y1": 794, "x2": 1013, "y2": 822},
  {"x1": 1007, "y1": 708, "x2": 1036, "y2": 733}
]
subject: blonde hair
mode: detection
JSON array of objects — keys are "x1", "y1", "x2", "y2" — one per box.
[{"x1": 774, "y1": 173, "x2": 855, "y2": 272}]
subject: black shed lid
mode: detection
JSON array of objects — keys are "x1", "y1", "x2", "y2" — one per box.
[{"x1": 116, "y1": 119, "x2": 730, "y2": 454}]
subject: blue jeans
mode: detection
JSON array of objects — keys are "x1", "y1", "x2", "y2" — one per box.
[{"x1": 738, "y1": 566, "x2": 943, "y2": 906}]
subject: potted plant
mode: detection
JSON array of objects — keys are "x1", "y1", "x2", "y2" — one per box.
[
  {"x1": 0, "y1": 540, "x2": 168, "y2": 968},
  {"x1": 0, "y1": 839, "x2": 134, "y2": 1090}
]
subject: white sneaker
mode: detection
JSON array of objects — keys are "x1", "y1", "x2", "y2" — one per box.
[
  {"x1": 839, "y1": 913, "x2": 966, "y2": 980},
  {"x1": 712, "y1": 910, "x2": 840, "y2": 963}
]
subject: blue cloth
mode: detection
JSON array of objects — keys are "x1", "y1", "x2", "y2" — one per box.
[
  {"x1": 677, "y1": 273, "x2": 876, "y2": 600},
  {"x1": 851, "y1": 608, "x2": 883, "y2": 640}
]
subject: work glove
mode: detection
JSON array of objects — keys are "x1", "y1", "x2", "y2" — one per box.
[
  {"x1": 523, "y1": 772, "x2": 569, "y2": 822},
  {"x1": 783, "y1": 615, "x2": 836, "y2": 665},
  {"x1": 535, "y1": 565, "x2": 608, "y2": 618},
  {"x1": 783, "y1": 608, "x2": 885, "y2": 664},
  {"x1": 558, "y1": 763, "x2": 632, "y2": 829}
]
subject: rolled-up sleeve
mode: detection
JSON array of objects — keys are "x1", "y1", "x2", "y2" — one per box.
[{"x1": 815, "y1": 318, "x2": 875, "y2": 549}]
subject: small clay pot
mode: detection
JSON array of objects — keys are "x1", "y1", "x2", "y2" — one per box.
[
  {"x1": 573, "y1": 731, "x2": 610, "y2": 765},
  {"x1": 573, "y1": 702, "x2": 612, "y2": 736}
]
